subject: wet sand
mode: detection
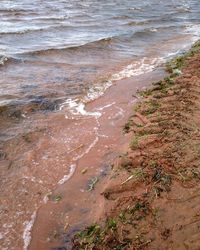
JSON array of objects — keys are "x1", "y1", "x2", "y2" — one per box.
[
  {"x1": 29, "y1": 69, "x2": 166, "y2": 250},
  {"x1": 0, "y1": 63, "x2": 165, "y2": 250},
  {"x1": 0, "y1": 36, "x2": 199, "y2": 250},
  {"x1": 72, "y1": 41, "x2": 200, "y2": 249}
]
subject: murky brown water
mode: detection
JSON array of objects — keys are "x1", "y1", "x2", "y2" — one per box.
[
  {"x1": 0, "y1": 39, "x2": 197, "y2": 250},
  {"x1": 1, "y1": 0, "x2": 200, "y2": 249},
  {"x1": 1, "y1": 67, "x2": 166, "y2": 250}
]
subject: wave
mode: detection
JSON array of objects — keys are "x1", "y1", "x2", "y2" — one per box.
[
  {"x1": 0, "y1": 21, "x2": 103, "y2": 35},
  {"x1": 185, "y1": 23, "x2": 200, "y2": 39},
  {"x1": 125, "y1": 18, "x2": 184, "y2": 27},
  {"x1": 130, "y1": 28, "x2": 158, "y2": 38},
  {"x1": 2, "y1": 23, "x2": 193, "y2": 62},
  {"x1": 0, "y1": 8, "x2": 27, "y2": 13},
  {"x1": 126, "y1": 20, "x2": 150, "y2": 26},
  {"x1": 0, "y1": 55, "x2": 19, "y2": 66},
  {"x1": 0, "y1": 8, "x2": 36, "y2": 18},
  {"x1": 111, "y1": 15, "x2": 131, "y2": 20},
  {"x1": 26, "y1": 15, "x2": 67, "y2": 21},
  {"x1": 15, "y1": 36, "x2": 118, "y2": 56},
  {"x1": 59, "y1": 39, "x2": 193, "y2": 119},
  {"x1": 0, "y1": 24, "x2": 67, "y2": 35},
  {"x1": 14, "y1": 26, "x2": 170, "y2": 56},
  {"x1": 1, "y1": 22, "x2": 164, "y2": 38},
  {"x1": 60, "y1": 56, "x2": 165, "y2": 118}
]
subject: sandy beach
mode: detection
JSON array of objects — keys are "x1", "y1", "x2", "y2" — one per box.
[
  {"x1": 1, "y1": 39, "x2": 200, "y2": 250},
  {"x1": 72, "y1": 40, "x2": 200, "y2": 249},
  {"x1": 1, "y1": 58, "x2": 167, "y2": 250},
  {"x1": 1, "y1": 2, "x2": 200, "y2": 250}
]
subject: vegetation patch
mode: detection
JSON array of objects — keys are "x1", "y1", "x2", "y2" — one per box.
[
  {"x1": 87, "y1": 177, "x2": 99, "y2": 191},
  {"x1": 129, "y1": 136, "x2": 139, "y2": 150},
  {"x1": 71, "y1": 40, "x2": 200, "y2": 249}
]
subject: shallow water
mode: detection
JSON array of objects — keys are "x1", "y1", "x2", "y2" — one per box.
[{"x1": 1, "y1": 1, "x2": 200, "y2": 250}]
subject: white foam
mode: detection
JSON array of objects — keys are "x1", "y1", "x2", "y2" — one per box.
[
  {"x1": 165, "y1": 50, "x2": 182, "y2": 59},
  {"x1": 185, "y1": 24, "x2": 200, "y2": 41},
  {"x1": 95, "y1": 102, "x2": 116, "y2": 111},
  {"x1": 76, "y1": 103, "x2": 101, "y2": 117},
  {"x1": 60, "y1": 56, "x2": 164, "y2": 118},
  {"x1": 58, "y1": 164, "x2": 76, "y2": 185},
  {"x1": 73, "y1": 136, "x2": 99, "y2": 161},
  {"x1": 60, "y1": 98, "x2": 101, "y2": 118},
  {"x1": 113, "y1": 106, "x2": 125, "y2": 119},
  {"x1": 23, "y1": 212, "x2": 37, "y2": 250},
  {"x1": 150, "y1": 28, "x2": 158, "y2": 32},
  {"x1": 56, "y1": 133, "x2": 99, "y2": 188},
  {"x1": 84, "y1": 80, "x2": 113, "y2": 103},
  {"x1": 110, "y1": 57, "x2": 164, "y2": 81}
]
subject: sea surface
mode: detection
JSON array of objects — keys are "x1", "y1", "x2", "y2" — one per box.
[
  {"x1": 1, "y1": 0, "x2": 200, "y2": 115},
  {"x1": 1, "y1": 1, "x2": 200, "y2": 250}
]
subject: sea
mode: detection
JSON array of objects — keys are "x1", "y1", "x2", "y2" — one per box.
[
  {"x1": 1, "y1": 1, "x2": 200, "y2": 250},
  {"x1": 0, "y1": 0, "x2": 200, "y2": 116}
]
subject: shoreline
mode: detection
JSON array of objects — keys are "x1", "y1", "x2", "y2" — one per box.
[
  {"x1": 29, "y1": 67, "x2": 166, "y2": 250},
  {"x1": 0, "y1": 49, "x2": 167, "y2": 249},
  {"x1": 72, "y1": 40, "x2": 200, "y2": 249},
  {"x1": 1, "y1": 39, "x2": 199, "y2": 250}
]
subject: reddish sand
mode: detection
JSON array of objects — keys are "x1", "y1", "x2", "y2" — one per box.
[
  {"x1": 0, "y1": 58, "x2": 165, "y2": 250},
  {"x1": 30, "y1": 70, "x2": 166, "y2": 250},
  {"x1": 72, "y1": 44, "x2": 200, "y2": 250},
  {"x1": 1, "y1": 34, "x2": 195, "y2": 250}
]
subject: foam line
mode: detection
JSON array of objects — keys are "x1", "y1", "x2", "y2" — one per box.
[
  {"x1": 58, "y1": 164, "x2": 76, "y2": 185},
  {"x1": 23, "y1": 212, "x2": 37, "y2": 250},
  {"x1": 60, "y1": 56, "x2": 164, "y2": 118}
]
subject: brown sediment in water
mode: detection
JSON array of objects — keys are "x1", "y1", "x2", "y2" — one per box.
[
  {"x1": 0, "y1": 59, "x2": 165, "y2": 249},
  {"x1": 0, "y1": 38, "x2": 196, "y2": 250},
  {"x1": 29, "y1": 70, "x2": 166, "y2": 250},
  {"x1": 72, "y1": 41, "x2": 200, "y2": 249}
]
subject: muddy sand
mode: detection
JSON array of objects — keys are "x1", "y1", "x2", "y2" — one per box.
[
  {"x1": 0, "y1": 55, "x2": 166, "y2": 249},
  {"x1": 1, "y1": 40, "x2": 200, "y2": 250},
  {"x1": 72, "y1": 41, "x2": 200, "y2": 249}
]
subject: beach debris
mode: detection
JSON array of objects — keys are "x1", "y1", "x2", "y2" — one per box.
[
  {"x1": 43, "y1": 192, "x2": 52, "y2": 203},
  {"x1": 77, "y1": 224, "x2": 100, "y2": 239},
  {"x1": 121, "y1": 175, "x2": 134, "y2": 185},
  {"x1": 63, "y1": 214, "x2": 69, "y2": 231},
  {"x1": 53, "y1": 230, "x2": 59, "y2": 239},
  {"x1": 173, "y1": 68, "x2": 182, "y2": 76},
  {"x1": 64, "y1": 222, "x2": 69, "y2": 231},
  {"x1": 107, "y1": 218, "x2": 117, "y2": 230},
  {"x1": 81, "y1": 168, "x2": 88, "y2": 174},
  {"x1": 88, "y1": 177, "x2": 99, "y2": 191},
  {"x1": 67, "y1": 144, "x2": 84, "y2": 154},
  {"x1": 53, "y1": 195, "x2": 62, "y2": 202},
  {"x1": 137, "y1": 240, "x2": 152, "y2": 248}
]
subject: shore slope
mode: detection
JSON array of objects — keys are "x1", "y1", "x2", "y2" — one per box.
[{"x1": 72, "y1": 40, "x2": 200, "y2": 249}]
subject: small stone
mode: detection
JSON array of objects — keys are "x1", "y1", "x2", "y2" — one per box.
[{"x1": 81, "y1": 168, "x2": 88, "y2": 174}]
